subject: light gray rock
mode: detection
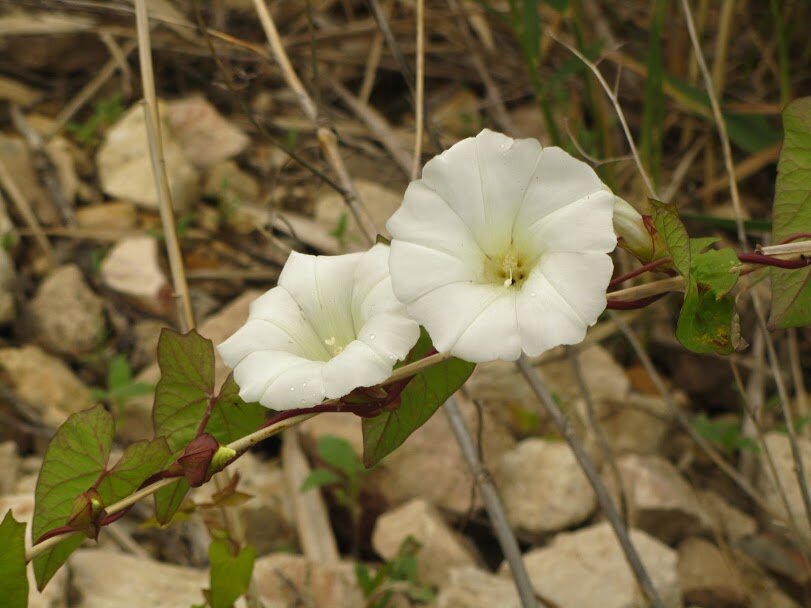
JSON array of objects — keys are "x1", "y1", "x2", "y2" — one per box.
[
  {"x1": 613, "y1": 454, "x2": 711, "y2": 543},
  {"x1": 97, "y1": 101, "x2": 198, "y2": 211},
  {"x1": 100, "y1": 236, "x2": 171, "y2": 316},
  {"x1": 0, "y1": 345, "x2": 94, "y2": 427},
  {"x1": 495, "y1": 438, "x2": 595, "y2": 537},
  {"x1": 590, "y1": 392, "x2": 671, "y2": 456},
  {"x1": 372, "y1": 499, "x2": 478, "y2": 587},
  {"x1": 301, "y1": 399, "x2": 515, "y2": 515},
  {"x1": 69, "y1": 550, "x2": 206, "y2": 608},
  {"x1": 513, "y1": 522, "x2": 682, "y2": 608},
  {"x1": 435, "y1": 566, "x2": 520, "y2": 608},
  {"x1": 677, "y1": 537, "x2": 746, "y2": 608},
  {"x1": 757, "y1": 432, "x2": 811, "y2": 542},
  {"x1": 30, "y1": 264, "x2": 105, "y2": 356},
  {"x1": 166, "y1": 96, "x2": 249, "y2": 169},
  {"x1": 252, "y1": 553, "x2": 364, "y2": 608},
  {"x1": 697, "y1": 489, "x2": 757, "y2": 542}
]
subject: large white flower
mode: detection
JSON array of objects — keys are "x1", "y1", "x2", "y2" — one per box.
[
  {"x1": 386, "y1": 129, "x2": 616, "y2": 363},
  {"x1": 218, "y1": 244, "x2": 420, "y2": 410}
]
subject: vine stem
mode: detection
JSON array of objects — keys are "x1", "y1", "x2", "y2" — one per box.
[
  {"x1": 516, "y1": 355, "x2": 666, "y2": 608},
  {"x1": 24, "y1": 351, "x2": 454, "y2": 564}
]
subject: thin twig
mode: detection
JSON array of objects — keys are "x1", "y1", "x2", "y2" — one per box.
[
  {"x1": 444, "y1": 395, "x2": 538, "y2": 608},
  {"x1": 788, "y1": 328, "x2": 810, "y2": 439},
  {"x1": 134, "y1": 0, "x2": 194, "y2": 332},
  {"x1": 0, "y1": 161, "x2": 55, "y2": 264},
  {"x1": 252, "y1": 0, "x2": 378, "y2": 245},
  {"x1": 516, "y1": 355, "x2": 665, "y2": 608},
  {"x1": 411, "y1": 0, "x2": 424, "y2": 181}
]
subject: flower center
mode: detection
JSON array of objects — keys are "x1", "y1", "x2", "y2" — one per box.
[
  {"x1": 323, "y1": 336, "x2": 345, "y2": 357},
  {"x1": 484, "y1": 247, "x2": 529, "y2": 289}
]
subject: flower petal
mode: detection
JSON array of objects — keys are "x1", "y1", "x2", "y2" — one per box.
[
  {"x1": 419, "y1": 129, "x2": 542, "y2": 256},
  {"x1": 515, "y1": 269, "x2": 589, "y2": 356},
  {"x1": 386, "y1": 180, "x2": 483, "y2": 268},
  {"x1": 232, "y1": 350, "x2": 323, "y2": 407},
  {"x1": 322, "y1": 340, "x2": 393, "y2": 398},
  {"x1": 279, "y1": 251, "x2": 361, "y2": 348},
  {"x1": 260, "y1": 358, "x2": 327, "y2": 410},
  {"x1": 389, "y1": 240, "x2": 480, "y2": 303},
  {"x1": 520, "y1": 191, "x2": 616, "y2": 256},
  {"x1": 538, "y1": 252, "x2": 613, "y2": 324},
  {"x1": 357, "y1": 312, "x2": 421, "y2": 364},
  {"x1": 513, "y1": 147, "x2": 610, "y2": 255},
  {"x1": 405, "y1": 282, "x2": 521, "y2": 362}
]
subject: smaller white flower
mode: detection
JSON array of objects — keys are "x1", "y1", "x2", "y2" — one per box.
[
  {"x1": 387, "y1": 129, "x2": 616, "y2": 363},
  {"x1": 219, "y1": 244, "x2": 420, "y2": 410}
]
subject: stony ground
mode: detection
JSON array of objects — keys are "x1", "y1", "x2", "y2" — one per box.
[{"x1": 1, "y1": 1, "x2": 810, "y2": 607}]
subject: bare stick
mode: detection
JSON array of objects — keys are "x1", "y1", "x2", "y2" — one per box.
[
  {"x1": 516, "y1": 355, "x2": 665, "y2": 608},
  {"x1": 411, "y1": 0, "x2": 424, "y2": 180},
  {"x1": 548, "y1": 32, "x2": 656, "y2": 198},
  {"x1": 252, "y1": 0, "x2": 378, "y2": 245},
  {"x1": 134, "y1": 0, "x2": 194, "y2": 332},
  {"x1": 788, "y1": 328, "x2": 810, "y2": 439},
  {"x1": 0, "y1": 160, "x2": 54, "y2": 264},
  {"x1": 444, "y1": 395, "x2": 538, "y2": 608}
]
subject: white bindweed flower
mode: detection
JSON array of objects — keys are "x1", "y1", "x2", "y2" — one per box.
[
  {"x1": 218, "y1": 244, "x2": 420, "y2": 410},
  {"x1": 386, "y1": 129, "x2": 616, "y2": 363}
]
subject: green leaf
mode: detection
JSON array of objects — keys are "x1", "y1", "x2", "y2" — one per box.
[
  {"x1": 33, "y1": 405, "x2": 114, "y2": 589},
  {"x1": 521, "y1": 0, "x2": 540, "y2": 67},
  {"x1": 317, "y1": 436, "x2": 363, "y2": 476},
  {"x1": 108, "y1": 382, "x2": 154, "y2": 401},
  {"x1": 650, "y1": 200, "x2": 691, "y2": 277},
  {"x1": 770, "y1": 97, "x2": 811, "y2": 328},
  {"x1": 154, "y1": 478, "x2": 190, "y2": 526},
  {"x1": 300, "y1": 468, "x2": 341, "y2": 493},
  {"x1": 153, "y1": 329, "x2": 215, "y2": 453},
  {"x1": 0, "y1": 512, "x2": 29, "y2": 608},
  {"x1": 676, "y1": 281, "x2": 740, "y2": 355},
  {"x1": 97, "y1": 438, "x2": 172, "y2": 505},
  {"x1": 204, "y1": 374, "x2": 266, "y2": 445},
  {"x1": 362, "y1": 331, "x2": 475, "y2": 467},
  {"x1": 206, "y1": 536, "x2": 255, "y2": 608},
  {"x1": 33, "y1": 534, "x2": 84, "y2": 592},
  {"x1": 690, "y1": 238, "x2": 740, "y2": 297}
]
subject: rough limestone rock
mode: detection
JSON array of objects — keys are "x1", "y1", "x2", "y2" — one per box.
[
  {"x1": 30, "y1": 264, "x2": 105, "y2": 356},
  {"x1": 614, "y1": 454, "x2": 711, "y2": 543},
  {"x1": 301, "y1": 400, "x2": 515, "y2": 515},
  {"x1": 494, "y1": 438, "x2": 595, "y2": 537},
  {"x1": 100, "y1": 236, "x2": 171, "y2": 316},
  {"x1": 252, "y1": 553, "x2": 364, "y2": 608},
  {"x1": 97, "y1": 101, "x2": 198, "y2": 211},
  {"x1": 0, "y1": 440, "x2": 20, "y2": 494},
  {"x1": 372, "y1": 499, "x2": 478, "y2": 587},
  {"x1": 757, "y1": 432, "x2": 811, "y2": 542},
  {"x1": 513, "y1": 522, "x2": 682, "y2": 608},
  {"x1": 677, "y1": 537, "x2": 746, "y2": 608},
  {"x1": 166, "y1": 96, "x2": 249, "y2": 169},
  {"x1": 75, "y1": 201, "x2": 137, "y2": 231},
  {"x1": 0, "y1": 345, "x2": 94, "y2": 427},
  {"x1": 435, "y1": 566, "x2": 520, "y2": 608},
  {"x1": 69, "y1": 550, "x2": 206, "y2": 608},
  {"x1": 697, "y1": 490, "x2": 757, "y2": 542}
]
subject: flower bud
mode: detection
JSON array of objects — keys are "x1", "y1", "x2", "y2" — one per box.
[{"x1": 613, "y1": 197, "x2": 662, "y2": 262}]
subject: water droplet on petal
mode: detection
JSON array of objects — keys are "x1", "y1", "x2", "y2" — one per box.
[
  {"x1": 388, "y1": 355, "x2": 396, "y2": 361},
  {"x1": 302, "y1": 382, "x2": 307, "y2": 388},
  {"x1": 531, "y1": 292, "x2": 536, "y2": 297},
  {"x1": 289, "y1": 387, "x2": 295, "y2": 392},
  {"x1": 370, "y1": 334, "x2": 376, "y2": 340}
]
